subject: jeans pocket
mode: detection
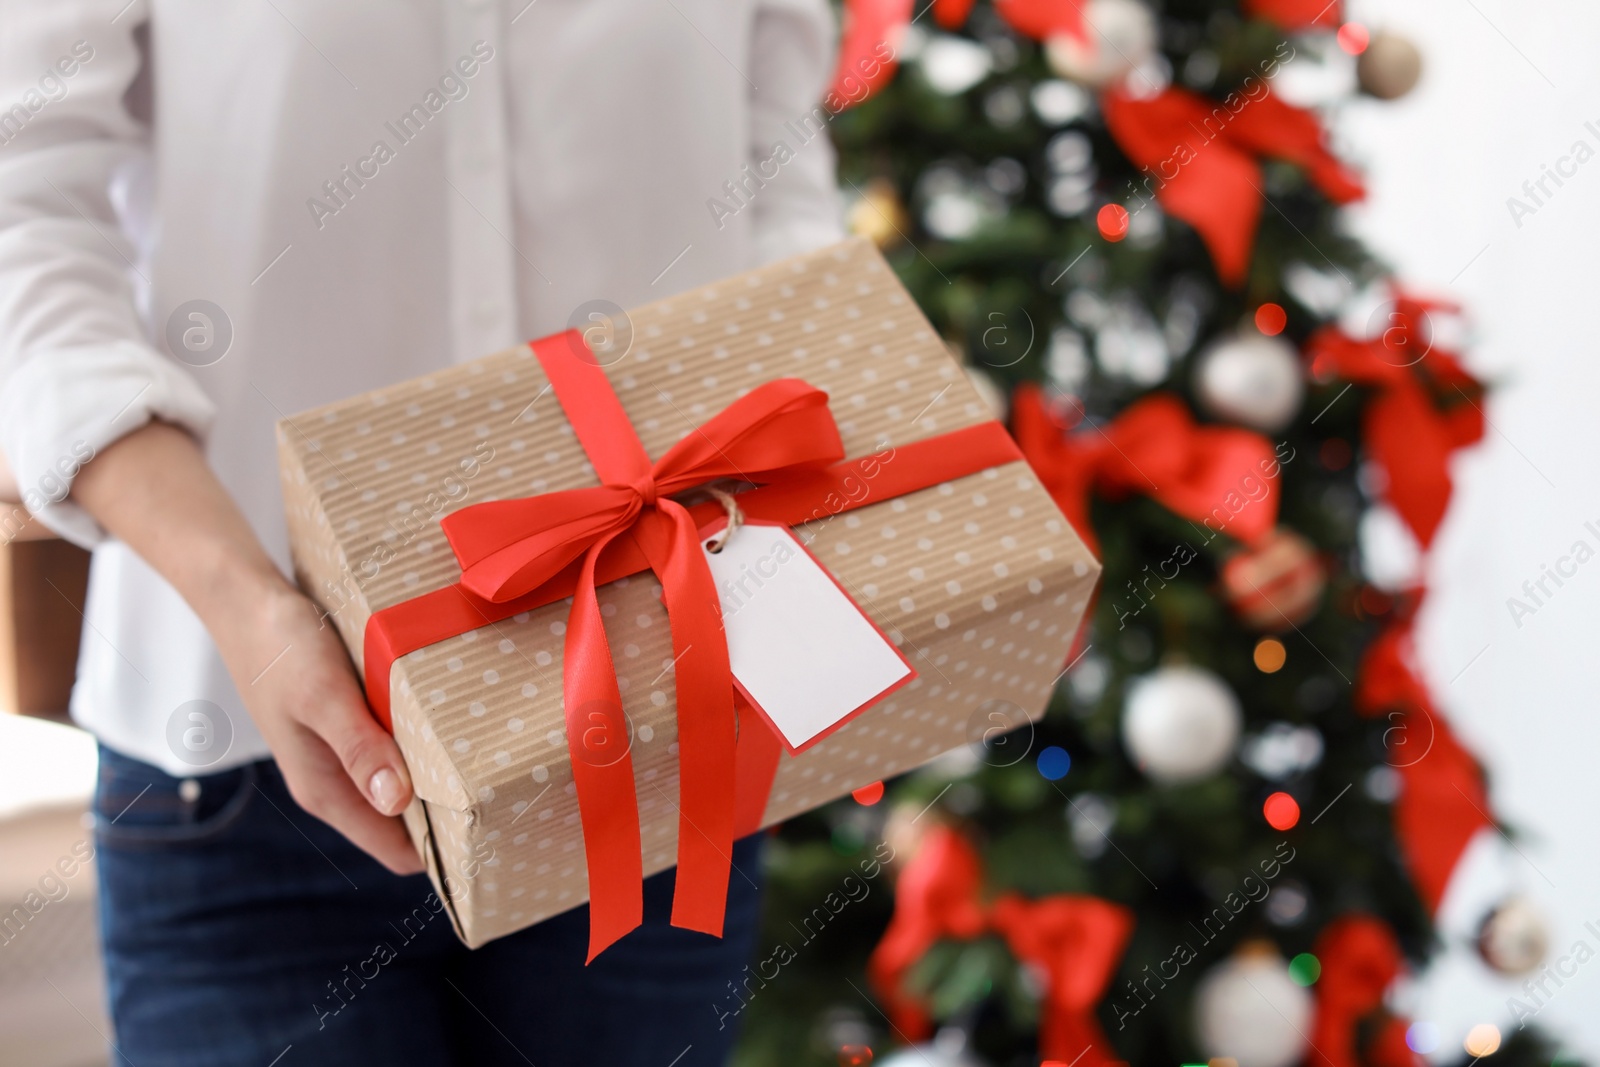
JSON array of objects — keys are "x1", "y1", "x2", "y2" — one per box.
[{"x1": 93, "y1": 744, "x2": 259, "y2": 850}]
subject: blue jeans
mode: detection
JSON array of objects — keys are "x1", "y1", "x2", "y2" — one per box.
[{"x1": 93, "y1": 744, "x2": 764, "y2": 1066}]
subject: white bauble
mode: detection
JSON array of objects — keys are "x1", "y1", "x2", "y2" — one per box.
[
  {"x1": 1122, "y1": 665, "x2": 1241, "y2": 784},
  {"x1": 877, "y1": 1029, "x2": 989, "y2": 1067},
  {"x1": 1043, "y1": 0, "x2": 1157, "y2": 88},
  {"x1": 1194, "y1": 949, "x2": 1312, "y2": 1067},
  {"x1": 1193, "y1": 333, "x2": 1304, "y2": 433},
  {"x1": 1478, "y1": 896, "x2": 1551, "y2": 976},
  {"x1": 921, "y1": 35, "x2": 994, "y2": 95}
]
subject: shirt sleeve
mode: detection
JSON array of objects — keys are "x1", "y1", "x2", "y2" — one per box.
[
  {"x1": 0, "y1": 0, "x2": 216, "y2": 548},
  {"x1": 745, "y1": 0, "x2": 848, "y2": 264}
]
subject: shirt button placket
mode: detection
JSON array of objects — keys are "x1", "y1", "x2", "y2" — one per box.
[{"x1": 445, "y1": 0, "x2": 518, "y2": 363}]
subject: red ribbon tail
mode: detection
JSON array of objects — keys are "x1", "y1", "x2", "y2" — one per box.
[
  {"x1": 640, "y1": 504, "x2": 739, "y2": 938},
  {"x1": 1394, "y1": 709, "x2": 1491, "y2": 913},
  {"x1": 564, "y1": 536, "x2": 646, "y2": 962},
  {"x1": 733, "y1": 692, "x2": 784, "y2": 838}
]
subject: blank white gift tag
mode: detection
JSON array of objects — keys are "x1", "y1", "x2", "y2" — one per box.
[{"x1": 702, "y1": 522, "x2": 914, "y2": 752}]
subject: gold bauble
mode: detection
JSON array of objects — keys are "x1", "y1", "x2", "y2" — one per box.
[
  {"x1": 846, "y1": 178, "x2": 909, "y2": 248},
  {"x1": 1358, "y1": 31, "x2": 1424, "y2": 100}
]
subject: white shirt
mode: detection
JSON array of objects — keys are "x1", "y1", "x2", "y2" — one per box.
[{"x1": 0, "y1": 0, "x2": 844, "y2": 775}]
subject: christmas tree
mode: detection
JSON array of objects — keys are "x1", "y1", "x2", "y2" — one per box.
[{"x1": 732, "y1": 2, "x2": 1576, "y2": 1066}]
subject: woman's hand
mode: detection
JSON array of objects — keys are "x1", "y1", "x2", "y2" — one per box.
[
  {"x1": 210, "y1": 571, "x2": 424, "y2": 875},
  {"x1": 70, "y1": 421, "x2": 423, "y2": 875}
]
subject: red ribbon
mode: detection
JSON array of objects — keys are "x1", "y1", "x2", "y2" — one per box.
[
  {"x1": 441, "y1": 376, "x2": 843, "y2": 602},
  {"x1": 931, "y1": 0, "x2": 977, "y2": 30},
  {"x1": 832, "y1": 0, "x2": 1084, "y2": 107},
  {"x1": 443, "y1": 346, "x2": 841, "y2": 956},
  {"x1": 991, "y1": 0, "x2": 1086, "y2": 41},
  {"x1": 829, "y1": 0, "x2": 912, "y2": 104},
  {"x1": 362, "y1": 332, "x2": 1028, "y2": 960},
  {"x1": 1103, "y1": 86, "x2": 1364, "y2": 286},
  {"x1": 1316, "y1": 294, "x2": 1489, "y2": 913},
  {"x1": 1355, "y1": 590, "x2": 1491, "y2": 914},
  {"x1": 1244, "y1": 0, "x2": 1343, "y2": 29},
  {"x1": 1012, "y1": 385, "x2": 1280, "y2": 554},
  {"x1": 868, "y1": 826, "x2": 1133, "y2": 1064},
  {"x1": 1308, "y1": 915, "x2": 1423, "y2": 1067},
  {"x1": 1307, "y1": 298, "x2": 1485, "y2": 548}
]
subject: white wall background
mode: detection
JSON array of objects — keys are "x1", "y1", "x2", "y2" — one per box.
[{"x1": 1332, "y1": 0, "x2": 1600, "y2": 1056}]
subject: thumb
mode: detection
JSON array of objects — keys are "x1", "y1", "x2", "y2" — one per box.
[{"x1": 315, "y1": 674, "x2": 414, "y2": 816}]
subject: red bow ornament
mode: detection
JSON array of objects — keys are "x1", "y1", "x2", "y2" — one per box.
[
  {"x1": 829, "y1": 0, "x2": 913, "y2": 104},
  {"x1": 992, "y1": 0, "x2": 1087, "y2": 41},
  {"x1": 1103, "y1": 86, "x2": 1364, "y2": 286},
  {"x1": 832, "y1": 0, "x2": 1087, "y2": 106},
  {"x1": 1307, "y1": 296, "x2": 1485, "y2": 548},
  {"x1": 989, "y1": 894, "x2": 1134, "y2": 1063},
  {"x1": 1012, "y1": 386, "x2": 1281, "y2": 554},
  {"x1": 1356, "y1": 589, "x2": 1491, "y2": 914},
  {"x1": 1308, "y1": 915, "x2": 1423, "y2": 1067},
  {"x1": 869, "y1": 825, "x2": 1133, "y2": 1064},
  {"x1": 1244, "y1": 0, "x2": 1343, "y2": 30}
]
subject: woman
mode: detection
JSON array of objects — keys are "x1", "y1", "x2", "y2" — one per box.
[{"x1": 0, "y1": 1, "x2": 843, "y2": 1063}]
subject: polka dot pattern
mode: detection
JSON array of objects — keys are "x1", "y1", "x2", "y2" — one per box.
[{"x1": 279, "y1": 238, "x2": 1101, "y2": 947}]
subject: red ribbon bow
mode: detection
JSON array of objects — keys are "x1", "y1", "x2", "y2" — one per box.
[
  {"x1": 869, "y1": 826, "x2": 1133, "y2": 1064},
  {"x1": 831, "y1": 0, "x2": 1085, "y2": 106},
  {"x1": 442, "y1": 377, "x2": 843, "y2": 602},
  {"x1": 437, "y1": 343, "x2": 841, "y2": 959},
  {"x1": 990, "y1": 0, "x2": 1086, "y2": 40},
  {"x1": 1308, "y1": 915, "x2": 1423, "y2": 1067},
  {"x1": 1012, "y1": 386, "x2": 1280, "y2": 554},
  {"x1": 1307, "y1": 296, "x2": 1485, "y2": 548},
  {"x1": 829, "y1": 0, "x2": 912, "y2": 104},
  {"x1": 1244, "y1": 0, "x2": 1343, "y2": 29},
  {"x1": 1355, "y1": 590, "x2": 1491, "y2": 914},
  {"x1": 1103, "y1": 86, "x2": 1364, "y2": 286}
]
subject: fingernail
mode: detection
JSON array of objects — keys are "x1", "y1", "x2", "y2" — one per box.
[{"x1": 369, "y1": 768, "x2": 405, "y2": 814}]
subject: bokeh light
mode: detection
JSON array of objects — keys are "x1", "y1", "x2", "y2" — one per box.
[
  {"x1": 1255, "y1": 303, "x2": 1287, "y2": 336},
  {"x1": 1038, "y1": 745, "x2": 1071, "y2": 780},
  {"x1": 1097, "y1": 203, "x2": 1130, "y2": 241},
  {"x1": 1406, "y1": 1022, "x2": 1440, "y2": 1054},
  {"x1": 1464, "y1": 1024, "x2": 1502, "y2": 1057},
  {"x1": 1337, "y1": 23, "x2": 1371, "y2": 54},
  {"x1": 852, "y1": 780, "x2": 884, "y2": 805},
  {"x1": 1288, "y1": 952, "x2": 1321, "y2": 986},
  {"x1": 1254, "y1": 637, "x2": 1287, "y2": 673},
  {"x1": 1264, "y1": 791, "x2": 1301, "y2": 830}
]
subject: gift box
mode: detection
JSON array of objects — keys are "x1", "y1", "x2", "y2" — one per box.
[{"x1": 277, "y1": 238, "x2": 1099, "y2": 953}]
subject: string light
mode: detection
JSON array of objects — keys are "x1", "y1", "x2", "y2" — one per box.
[
  {"x1": 1464, "y1": 1024, "x2": 1502, "y2": 1057},
  {"x1": 1037, "y1": 745, "x2": 1071, "y2": 780},
  {"x1": 1288, "y1": 952, "x2": 1321, "y2": 985},
  {"x1": 1254, "y1": 637, "x2": 1287, "y2": 673},
  {"x1": 852, "y1": 780, "x2": 884, "y2": 805},
  {"x1": 1337, "y1": 23, "x2": 1371, "y2": 54},
  {"x1": 1406, "y1": 1022, "x2": 1440, "y2": 1054},
  {"x1": 1255, "y1": 303, "x2": 1287, "y2": 336},
  {"x1": 1097, "y1": 203, "x2": 1130, "y2": 241},
  {"x1": 1264, "y1": 791, "x2": 1300, "y2": 830}
]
